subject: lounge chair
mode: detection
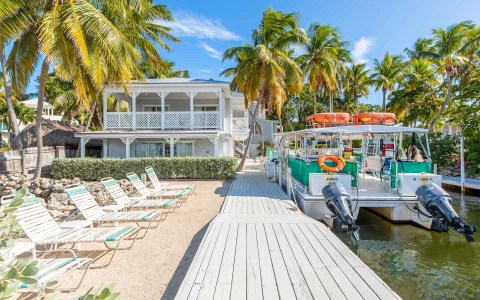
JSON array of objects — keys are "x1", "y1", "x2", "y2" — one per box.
[
  {"x1": 100, "y1": 177, "x2": 178, "y2": 213},
  {"x1": 144, "y1": 166, "x2": 194, "y2": 194},
  {"x1": 126, "y1": 172, "x2": 190, "y2": 200},
  {"x1": 1, "y1": 243, "x2": 91, "y2": 293},
  {"x1": 65, "y1": 184, "x2": 164, "y2": 236},
  {"x1": 1, "y1": 194, "x2": 140, "y2": 268}
]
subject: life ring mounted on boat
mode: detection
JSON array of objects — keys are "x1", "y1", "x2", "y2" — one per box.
[{"x1": 317, "y1": 155, "x2": 346, "y2": 173}]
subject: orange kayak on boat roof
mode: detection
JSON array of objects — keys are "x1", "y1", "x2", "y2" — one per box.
[
  {"x1": 353, "y1": 113, "x2": 396, "y2": 125},
  {"x1": 306, "y1": 113, "x2": 351, "y2": 127}
]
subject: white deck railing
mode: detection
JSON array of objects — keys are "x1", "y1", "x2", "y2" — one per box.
[
  {"x1": 232, "y1": 117, "x2": 249, "y2": 133},
  {"x1": 105, "y1": 112, "x2": 225, "y2": 130}
]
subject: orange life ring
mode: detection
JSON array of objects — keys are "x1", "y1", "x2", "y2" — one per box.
[{"x1": 317, "y1": 155, "x2": 345, "y2": 173}]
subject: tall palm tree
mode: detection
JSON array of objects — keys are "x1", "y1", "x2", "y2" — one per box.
[
  {"x1": 371, "y1": 53, "x2": 405, "y2": 111},
  {"x1": 1, "y1": 1, "x2": 142, "y2": 179},
  {"x1": 297, "y1": 24, "x2": 349, "y2": 113},
  {"x1": 223, "y1": 8, "x2": 306, "y2": 171},
  {"x1": 0, "y1": 0, "x2": 29, "y2": 150},
  {"x1": 388, "y1": 58, "x2": 440, "y2": 126},
  {"x1": 417, "y1": 21, "x2": 474, "y2": 130},
  {"x1": 343, "y1": 63, "x2": 370, "y2": 114},
  {"x1": 1, "y1": 0, "x2": 177, "y2": 178}
]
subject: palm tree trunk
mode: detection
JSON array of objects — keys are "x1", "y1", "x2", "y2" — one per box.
[
  {"x1": 313, "y1": 91, "x2": 317, "y2": 114},
  {"x1": 33, "y1": 59, "x2": 49, "y2": 180},
  {"x1": 0, "y1": 40, "x2": 22, "y2": 150},
  {"x1": 329, "y1": 94, "x2": 333, "y2": 112},
  {"x1": 83, "y1": 101, "x2": 96, "y2": 131},
  {"x1": 354, "y1": 89, "x2": 359, "y2": 115},
  {"x1": 382, "y1": 88, "x2": 387, "y2": 112},
  {"x1": 237, "y1": 100, "x2": 261, "y2": 171},
  {"x1": 429, "y1": 72, "x2": 452, "y2": 131}
]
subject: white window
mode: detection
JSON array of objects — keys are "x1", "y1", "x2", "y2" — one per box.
[
  {"x1": 134, "y1": 142, "x2": 165, "y2": 157},
  {"x1": 194, "y1": 105, "x2": 218, "y2": 112},
  {"x1": 142, "y1": 105, "x2": 170, "y2": 112},
  {"x1": 175, "y1": 142, "x2": 194, "y2": 157}
]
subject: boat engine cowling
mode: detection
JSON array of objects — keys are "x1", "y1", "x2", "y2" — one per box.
[
  {"x1": 322, "y1": 182, "x2": 359, "y2": 235},
  {"x1": 416, "y1": 183, "x2": 477, "y2": 242}
]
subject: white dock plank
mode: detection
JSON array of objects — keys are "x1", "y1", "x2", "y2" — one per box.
[
  {"x1": 213, "y1": 223, "x2": 238, "y2": 300},
  {"x1": 176, "y1": 170, "x2": 401, "y2": 300},
  {"x1": 230, "y1": 222, "x2": 247, "y2": 300},
  {"x1": 256, "y1": 223, "x2": 280, "y2": 300}
]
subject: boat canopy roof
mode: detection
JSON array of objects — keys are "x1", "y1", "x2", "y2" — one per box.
[{"x1": 276, "y1": 125, "x2": 429, "y2": 138}]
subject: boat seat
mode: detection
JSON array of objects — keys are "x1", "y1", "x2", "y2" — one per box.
[{"x1": 364, "y1": 156, "x2": 382, "y2": 179}]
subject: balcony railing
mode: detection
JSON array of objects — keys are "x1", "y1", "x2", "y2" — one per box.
[
  {"x1": 105, "y1": 112, "x2": 223, "y2": 130},
  {"x1": 232, "y1": 117, "x2": 249, "y2": 133}
]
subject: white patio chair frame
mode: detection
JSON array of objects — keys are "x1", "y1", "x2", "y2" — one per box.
[
  {"x1": 100, "y1": 177, "x2": 178, "y2": 214},
  {"x1": 1, "y1": 194, "x2": 140, "y2": 269},
  {"x1": 65, "y1": 184, "x2": 165, "y2": 238},
  {"x1": 144, "y1": 166, "x2": 195, "y2": 197},
  {"x1": 126, "y1": 172, "x2": 190, "y2": 201}
]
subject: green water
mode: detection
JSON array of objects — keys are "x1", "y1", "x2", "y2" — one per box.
[{"x1": 336, "y1": 192, "x2": 480, "y2": 299}]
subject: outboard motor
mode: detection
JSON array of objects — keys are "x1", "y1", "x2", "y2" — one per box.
[
  {"x1": 322, "y1": 182, "x2": 359, "y2": 238},
  {"x1": 416, "y1": 183, "x2": 476, "y2": 242}
]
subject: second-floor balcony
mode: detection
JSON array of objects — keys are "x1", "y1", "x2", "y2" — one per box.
[{"x1": 105, "y1": 111, "x2": 225, "y2": 130}]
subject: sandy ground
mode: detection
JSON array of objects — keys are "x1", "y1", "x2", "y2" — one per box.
[{"x1": 57, "y1": 179, "x2": 231, "y2": 300}]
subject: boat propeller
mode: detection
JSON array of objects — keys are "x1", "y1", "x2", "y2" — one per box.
[
  {"x1": 322, "y1": 182, "x2": 360, "y2": 240},
  {"x1": 416, "y1": 183, "x2": 477, "y2": 242}
]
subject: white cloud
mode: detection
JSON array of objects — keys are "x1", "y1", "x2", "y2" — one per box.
[
  {"x1": 200, "y1": 69, "x2": 212, "y2": 74},
  {"x1": 159, "y1": 11, "x2": 241, "y2": 41},
  {"x1": 292, "y1": 44, "x2": 306, "y2": 57},
  {"x1": 199, "y1": 42, "x2": 222, "y2": 60},
  {"x1": 352, "y1": 37, "x2": 375, "y2": 63}
]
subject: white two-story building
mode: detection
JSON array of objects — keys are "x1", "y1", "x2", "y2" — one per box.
[{"x1": 74, "y1": 78, "x2": 249, "y2": 158}]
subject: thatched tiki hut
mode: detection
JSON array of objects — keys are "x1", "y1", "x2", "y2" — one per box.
[{"x1": 20, "y1": 120, "x2": 102, "y2": 157}]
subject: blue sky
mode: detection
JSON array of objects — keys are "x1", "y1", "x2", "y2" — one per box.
[{"x1": 26, "y1": 0, "x2": 480, "y2": 105}]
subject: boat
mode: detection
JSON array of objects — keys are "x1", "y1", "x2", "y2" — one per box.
[
  {"x1": 306, "y1": 112, "x2": 351, "y2": 127},
  {"x1": 268, "y1": 115, "x2": 477, "y2": 241},
  {"x1": 353, "y1": 112, "x2": 396, "y2": 125}
]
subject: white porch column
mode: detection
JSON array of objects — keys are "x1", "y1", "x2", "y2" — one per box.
[
  {"x1": 102, "y1": 140, "x2": 108, "y2": 158},
  {"x1": 122, "y1": 138, "x2": 134, "y2": 158},
  {"x1": 218, "y1": 90, "x2": 224, "y2": 130},
  {"x1": 103, "y1": 92, "x2": 108, "y2": 129},
  {"x1": 169, "y1": 137, "x2": 175, "y2": 157},
  {"x1": 80, "y1": 138, "x2": 86, "y2": 158},
  {"x1": 132, "y1": 92, "x2": 137, "y2": 130},
  {"x1": 159, "y1": 92, "x2": 166, "y2": 130},
  {"x1": 189, "y1": 92, "x2": 194, "y2": 129},
  {"x1": 213, "y1": 136, "x2": 219, "y2": 157}
]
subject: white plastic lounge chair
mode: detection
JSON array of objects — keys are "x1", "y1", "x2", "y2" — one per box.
[
  {"x1": 1, "y1": 194, "x2": 140, "y2": 268},
  {"x1": 65, "y1": 184, "x2": 164, "y2": 236},
  {"x1": 144, "y1": 166, "x2": 194, "y2": 194},
  {"x1": 126, "y1": 172, "x2": 190, "y2": 200},
  {"x1": 1, "y1": 243, "x2": 91, "y2": 293},
  {"x1": 100, "y1": 177, "x2": 178, "y2": 213}
]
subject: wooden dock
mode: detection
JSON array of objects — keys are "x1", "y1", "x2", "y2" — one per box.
[
  {"x1": 442, "y1": 175, "x2": 480, "y2": 191},
  {"x1": 175, "y1": 169, "x2": 401, "y2": 299}
]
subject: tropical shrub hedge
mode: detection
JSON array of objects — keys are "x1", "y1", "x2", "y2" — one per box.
[{"x1": 52, "y1": 157, "x2": 238, "y2": 181}]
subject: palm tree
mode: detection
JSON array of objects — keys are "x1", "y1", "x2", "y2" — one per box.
[
  {"x1": 223, "y1": 8, "x2": 306, "y2": 171},
  {"x1": 1, "y1": 0, "x2": 177, "y2": 178},
  {"x1": 388, "y1": 58, "x2": 440, "y2": 126},
  {"x1": 1, "y1": 1, "x2": 142, "y2": 179},
  {"x1": 371, "y1": 53, "x2": 405, "y2": 111},
  {"x1": 297, "y1": 24, "x2": 349, "y2": 113},
  {"x1": 343, "y1": 63, "x2": 370, "y2": 114},
  {"x1": 417, "y1": 21, "x2": 474, "y2": 130}
]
